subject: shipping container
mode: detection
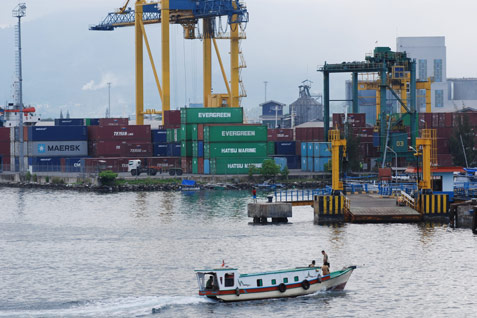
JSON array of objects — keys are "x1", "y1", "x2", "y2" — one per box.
[
  {"x1": 295, "y1": 141, "x2": 301, "y2": 156},
  {"x1": 436, "y1": 138, "x2": 450, "y2": 154},
  {"x1": 0, "y1": 127, "x2": 11, "y2": 141},
  {"x1": 209, "y1": 157, "x2": 268, "y2": 174},
  {"x1": 28, "y1": 157, "x2": 61, "y2": 172},
  {"x1": 180, "y1": 124, "x2": 198, "y2": 141},
  {"x1": 28, "y1": 141, "x2": 88, "y2": 157},
  {"x1": 267, "y1": 128, "x2": 293, "y2": 141},
  {"x1": 181, "y1": 141, "x2": 193, "y2": 157},
  {"x1": 88, "y1": 125, "x2": 151, "y2": 141},
  {"x1": 167, "y1": 143, "x2": 181, "y2": 157},
  {"x1": 333, "y1": 113, "x2": 366, "y2": 128},
  {"x1": 181, "y1": 157, "x2": 192, "y2": 173},
  {"x1": 145, "y1": 157, "x2": 182, "y2": 170},
  {"x1": 89, "y1": 141, "x2": 152, "y2": 157},
  {"x1": 29, "y1": 126, "x2": 88, "y2": 141},
  {"x1": 0, "y1": 141, "x2": 10, "y2": 155},
  {"x1": 275, "y1": 141, "x2": 296, "y2": 155},
  {"x1": 84, "y1": 157, "x2": 131, "y2": 173},
  {"x1": 61, "y1": 158, "x2": 85, "y2": 173},
  {"x1": 313, "y1": 142, "x2": 331, "y2": 158},
  {"x1": 192, "y1": 141, "x2": 204, "y2": 157},
  {"x1": 98, "y1": 118, "x2": 129, "y2": 126},
  {"x1": 192, "y1": 157, "x2": 198, "y2": 174},
  {"x1": 301, "y1": 157, "x2": 307, "y2": 171},
  {"x1": 267, "y1": 142, "x2": 275, "y2": 155},
  {"x1": 163, "y1": 110, "x2": 181, "y2": 128},
  {"x1": 151, "y1": 129, "x2": 167, "y2": 143},
  {"x1": 314, "y1": 157, "x2": 331, "y2": 172},
  {"x1": 54, "y1": 118, "x2": 85, "y2": 126},
  {"x1": 307, "y1": 143, "x2": 313, "y2": 157},
  {"x1": 437, "y1": 154, "x2": 453, "y2": 166},
  {"x1": 180, "y1": 107, "x2": 243, "y2": 124},
  {"x1": 295, "y1": 127, "x2": 324, "y2": 141},
  {"x1": 203, "y1": 125, "x2": 267, "y2": 142},
  {"x1": 301, "y1": 142, "x2": 307, "y2": 157},
  {"x1": 153, "y1": 143, "x2": 168, "y2": 156},
  {"x1": 204, "y1": 142, "x2": 268, "y2": 158},
  {"x1": 307, "y1": 157, "x2": 313, "y2": 172},
  {"x1": 197, "y1": 124, "x2": 204, "y2": 141},
  {"x1": 198, "y1": 157, "x2": 204, "y2": 174},
  {"x1": 284, "y1": 155, "x2": 300, "y2": 169},
  {"x1": 166, "y1": 128, "x2": 181, "y2": 143},
  {"x1": 204, "y1": 159, "x2": 210, "y2": 174}
]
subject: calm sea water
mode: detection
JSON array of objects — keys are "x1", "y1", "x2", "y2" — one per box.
[{"x1": 0, "y1": 187, "x2": 476, "y2": 318}]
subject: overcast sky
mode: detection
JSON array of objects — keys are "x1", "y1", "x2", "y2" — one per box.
[{"x1": 1, "y1": 0, "x2": 477, "y2": 119}]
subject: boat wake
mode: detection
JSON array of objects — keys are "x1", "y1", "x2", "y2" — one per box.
[{"x1": 0, "y1": 296, "x2": 211, "y2": 318}]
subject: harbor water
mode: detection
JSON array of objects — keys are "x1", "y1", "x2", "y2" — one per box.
[{"x1": 1, "y1": 188, "x2": 476, "y2": 317}]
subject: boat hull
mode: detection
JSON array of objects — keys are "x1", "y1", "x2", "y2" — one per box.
[{"x1": 208, "y1": 266, "x2": 355, "y2": 302}]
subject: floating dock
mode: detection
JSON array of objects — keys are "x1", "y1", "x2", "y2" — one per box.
[{"x1": 346, "y1": 194, "x2": 421, "y2": 223}]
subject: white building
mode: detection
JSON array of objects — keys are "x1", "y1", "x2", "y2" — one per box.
[{"x1": 396, "y1": 36, "x2": 449, "y2": 112}]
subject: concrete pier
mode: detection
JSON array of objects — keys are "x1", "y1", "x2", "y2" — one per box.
[{"x1": 248, "y1": 202, "x2": 292, "y2": 224}]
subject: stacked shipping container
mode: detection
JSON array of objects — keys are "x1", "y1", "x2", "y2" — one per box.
[{"x1": 301, "y1": 142, "x2": 332, "y2": 172}]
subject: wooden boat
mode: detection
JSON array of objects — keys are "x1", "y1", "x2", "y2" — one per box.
[{"x1": 195, "y1": 264, "x2": 356, "y2": 302}]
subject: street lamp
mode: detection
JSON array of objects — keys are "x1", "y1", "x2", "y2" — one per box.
[{"x1": 386, "y1": 146, "x2": 397, "y2": 179}]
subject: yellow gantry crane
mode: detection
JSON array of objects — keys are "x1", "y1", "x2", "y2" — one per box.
[
  {"x1": 90, "y1": 0, "x2": 249, "y2": 124},
  {"x1": 329, "y1": 129, "x2": 347, "y2": 194}
]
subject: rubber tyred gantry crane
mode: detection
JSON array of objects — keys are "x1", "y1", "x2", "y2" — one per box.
[{"x1": 90, "y1": 0, "x2": 249, "y2": 125}]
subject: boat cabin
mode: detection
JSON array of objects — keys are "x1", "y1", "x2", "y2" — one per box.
[{"x1": 196, "y1": 268, "x2": 239, "y2": 292}]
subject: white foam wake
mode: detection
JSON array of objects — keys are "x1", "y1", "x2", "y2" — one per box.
[{"x1": 0, "y1": 295, "x2": 211, "y2": 318}]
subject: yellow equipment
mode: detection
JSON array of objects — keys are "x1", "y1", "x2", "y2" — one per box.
[
  {"x1": 329, "y1": 129, "x2": 347, "y2": 193},
  {"x1": 415, "y1": 136, "x2": 432, "y2": 192}
]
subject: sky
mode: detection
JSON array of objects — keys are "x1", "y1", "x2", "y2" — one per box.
[{"x1": 1, "y1": 0, "x2": 477, "y2": 120}]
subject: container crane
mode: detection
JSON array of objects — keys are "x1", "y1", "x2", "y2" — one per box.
[{"x1": 90, "y1": 0, "x2": 249, "y2": 125}]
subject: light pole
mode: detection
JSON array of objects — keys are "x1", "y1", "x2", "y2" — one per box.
[
  {"x1": 386, "y1": 146, "x2": 397, "y2": 180},
  {"x1": 107, "y1": 82, "x2": 111, "y2": 118},
  {"x1": 264, "y1": 81, "x2": 268, "y2": 102}
]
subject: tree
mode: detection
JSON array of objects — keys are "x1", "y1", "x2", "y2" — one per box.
[
  {"x1": 280, "y1": 166, "x2": 289, "y2": 180},
  {"x1": 98, "y1": 170, "x2": 118, "y2": 186},
  {"x1": 449, "y1": 115, "x2": 476, "y2": 167},
  {"x1": 260, "y1": 159, "x2": 281, "y2": 179}
]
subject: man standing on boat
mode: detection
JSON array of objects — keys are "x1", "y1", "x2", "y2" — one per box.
[{"x1": 322, "y1": 250, "x2": 330, "y2": 268}]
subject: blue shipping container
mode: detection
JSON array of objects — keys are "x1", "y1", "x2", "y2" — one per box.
[
  {"x1": 307, "y1": 143, "x2": 314, "y2": 158},
  {"x1": 198, "y1": 141, "x2": 204, "y2": 158},
  {"x1": 167, "y1": 143, "x2": 181, "y2": 157},
  {"x1": 314, "y1": 157, "x2": 331, "y2": 172},
  {"x1": 153, "y1": 143, "x2": 168, "y2": 156},
  {"x1": 301, "y1": 157, "x2": 307, "y2": 171},
  {"x1": 284, "y1": 155, "x2": 300, "y2": 169},
  {"x1": 28, "y1": 126, "x2": 88, "y2": 141},
  {"x1": 301, "y1": 142, "x2": 308, "y2": 157},
  {"x1": 89, "y1": 118, "x2": 100, "y2": 126},
  {"x1": 64, "y1": 158, "x2": 85, "y2": 173},
  {"x1": 307, "y1": 157, "x2": 313, "y2": 172},
  {"x1": 273, "y1": 157, "x2": 287, "y2": 171},
  {"x1": 151, "y1": 129, "x2": 167, "y2": 143},
  {"x1": 275, "y1": 141, "x2": 296, "y2": 155},
  {"x1": 54, "y1": 118, "x2": 85, "y2": 126},
  {"x1": 204, "y1": 159, "x2": 210, "y2": 174},
  {"x1": 28, "y1": 157, "x2": 61, "y2": 172},
  {"x1": 314, "y1": 142, "x2": 331, "y2": 158}
]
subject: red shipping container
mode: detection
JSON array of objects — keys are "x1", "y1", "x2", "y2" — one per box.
[
  {"x1": 1, "y1": 155, "x2": 11, "y2": 171},
  {"x1": 437, "y1": 154, "x2": 453, "y2": 167},
  {"x1": 295, "y1": 141, "x2": 301, "y2": 156},
  {"x1": 198, "y1": 157, "x2": 204, "y2": 174},
  {"x1": 181, "y1": 157, "x2": 192, "y2": 173},
  {"x1": 84, "y1": 158, "x2": 130, "y2": 173},
  {"x1": 123, "y1": 143, "x2": 153, "y2": 157},
  {"x1": 267, "y1": 128, "x2": 293, "y2": 141},
  {"x1": 89, "y1": 141, "x2": 152, "y2": 157},
  {"x1": 436, "y1": 127, "x2": 453, "y2": 138},
  {"x1": 88, "y1": 125, "x2": 151, "y2": 141},
  {"x1": 197, "y1": 124, "x2": 204, "y2": 141},
  {"x1": 445, "y1": 113, "x2": 453, "y2": 128},
  {"x1": 436, "y1": 138, "x2": 450, "y2": 154},
  {"x1": 144, "y1": 157, "x2": 181, "y2": 170},
  {"x1": 163, "y1": 110, "x2": 181, "y2": 128},
  {"x1": 0, "y1": 141, "x2": 10, "y2": 156},
  {"x1": 99, "y1": 118, "x2": 129, "y2": 126},
  {"x1": 0, "y1": 127, "x2": 10, "y2": 141}
]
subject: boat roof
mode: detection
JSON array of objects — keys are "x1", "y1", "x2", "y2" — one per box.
[
  {"x1": 239, "y1": 267, "x2": 320, "y2": 278},
  {"x1": 195, "y1": 268, "x2": 238, "y2": 272}
]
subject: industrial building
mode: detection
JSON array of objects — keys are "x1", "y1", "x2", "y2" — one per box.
[{"x1": 259, "y1": 101, "x2": 286, "y2": 128}]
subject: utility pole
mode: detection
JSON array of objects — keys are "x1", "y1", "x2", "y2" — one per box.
[
  {"x1": 13, "y1": 3, "x2": 26, "y2": 175},
  {"x1": 107, "y1": 82, "x2": 111, "y2": 118}
]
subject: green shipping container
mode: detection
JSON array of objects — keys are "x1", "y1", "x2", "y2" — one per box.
[
  {"x1": 267, "y1": 142, "x2": 275, "y2": 155},
  {"x1": 192, "y1": 157, "x2": 198, "y2": 174},
  {"x1": 192, "y1": 141, "x2": 198, "y2": 157},
  {"x1": 181, "y1": 141, "x2": 193, "y2": 157},
  {"x1": 204, "y1": 142, "x2": 268, "y2": 158},
  {"x1": 210, "y1": 157, "x2": 268, "y2": 175},
  {"x1": 168, "y1": 128, "x2": 181, "y2": 142},
  {"x1": 181, "y1": 107, "x2": 243, "y2": 124},
  {"x1": 180, "y1": 124, "x2": 198, "y2": 141},
  {"x1": 203, "y1": 125, "x2": 267, "y2": 142}
]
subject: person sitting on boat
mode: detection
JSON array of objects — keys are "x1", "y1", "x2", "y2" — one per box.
[
  {"x1": 322, "y1": 264, "x2": 330, "y2": 275},
  {"x1": 206, "y1": 276, "x2": 214, "y2": 290},
  {"x1": 308, "y1": 260, "x2": 316, "y2": 267}
]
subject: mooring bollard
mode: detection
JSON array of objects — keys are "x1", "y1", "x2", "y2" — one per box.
[
  {"x1": 472, "y1": 206, "x2": 477, "y2": 234},
  {"x1": 267, "y1": 195, "x2": 273, "y2": 203}
]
